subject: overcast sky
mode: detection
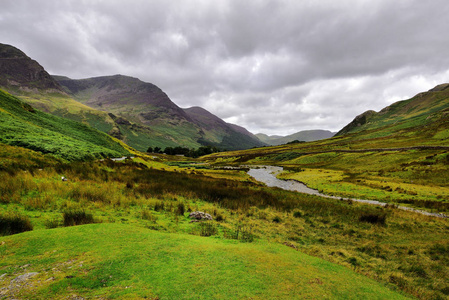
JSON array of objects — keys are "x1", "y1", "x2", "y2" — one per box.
[{"x1": 1, "y1": 0, "x2": 449, "y2": 135}]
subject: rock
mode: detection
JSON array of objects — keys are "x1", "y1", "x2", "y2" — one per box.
[
  {"x1": 61, "y1": 176, "x2": 67, "y2": 181},
  {"x1": 188, "y1": 211, "x2": 213, "y2": 221},
  {"x1": 11, "y1": 272, "x2": 38, "y2": 284}
]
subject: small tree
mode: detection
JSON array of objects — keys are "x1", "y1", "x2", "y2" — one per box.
[{"x1": 147, "y1": 146, "x2": 153, "y2": 153}]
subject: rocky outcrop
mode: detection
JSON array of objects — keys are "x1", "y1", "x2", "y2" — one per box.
[
  {"x1": 0, "y1": 43, "x2": 65, "y2": 93},
  {"x1": 189, "y1": 211, "x2": 213, "y2": 221},
  {"x1": 335, "y1": 110, "x2": 376, "y2": 136}
]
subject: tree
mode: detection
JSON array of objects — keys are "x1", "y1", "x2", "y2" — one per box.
[{"x1": 147, "y1": 146, "x2": 153, "y2": 153}]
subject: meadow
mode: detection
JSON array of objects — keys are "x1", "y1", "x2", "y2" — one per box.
[{"x1": 1, "y1": 153, "x2": 448, "y2": 299}]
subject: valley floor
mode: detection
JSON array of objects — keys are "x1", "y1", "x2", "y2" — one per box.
[{"x1": 0, "y1": 156, "x2": 448, "y2": 299}]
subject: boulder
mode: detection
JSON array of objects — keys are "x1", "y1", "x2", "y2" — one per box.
[{"x1": 188, "y1": 211, "x2": 213, "y2": 221}]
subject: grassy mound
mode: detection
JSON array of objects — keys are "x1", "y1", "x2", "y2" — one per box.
[{"x1": 0, "y1": 223, "x2": 408, "y2": 299}]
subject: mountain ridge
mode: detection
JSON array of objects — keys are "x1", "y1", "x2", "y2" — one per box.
[
  {"x1": 0, "y1": 43, "x2": 263, "y2": 151},
  {"x1": 256, "y1": 130, "x2": 335, "y2": 145},
  {"x1": 55, "y1": 74, "x2": 265, "y2": 150}
]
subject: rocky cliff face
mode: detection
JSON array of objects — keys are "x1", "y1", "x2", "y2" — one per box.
[{"x1": 0, "y1": 43, "x2": 64, "y2": 92}]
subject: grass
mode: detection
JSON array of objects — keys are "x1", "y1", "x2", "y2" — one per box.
[
  {"x1": 0, "y1": 211, "x2": 33, "y2": 236},
  {"x1": 0, "y1": 223, "x2": 409, "y2": 300},
  {"x1": 0, "y1": 156, "x2": 447, "y2": 299},
  {"x1": 0, "y1": 89, "x2": 130, "y2": 161}
]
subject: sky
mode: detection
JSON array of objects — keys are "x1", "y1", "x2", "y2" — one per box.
[{"x1": 1, "y1": 0, "x2": 449, "y2": 136}]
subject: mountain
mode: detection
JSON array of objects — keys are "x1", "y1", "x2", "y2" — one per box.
[
  {"x1": 183, "y1": 106, "x2": 264, "y2": 150},
  {"x1": 335, "y1": 83, "x2": 449, "y2": 144},
  {"x1": 0, "y1": 43, "x2": 63, "y2": 92},
  {"x1": 0, "y1": 89, "x2": 130, "y2": 161},
  {"x1": 256, "y1": 130, "x2": 335, "y2": 146},
  {"x1": 0, "y1": 43, "x2": 121, "y2": 137},
  {"x1": 0, "y1": 43, "x2": 263, "y2": 151},
  {"x1": 55, "y1": 75, "x2": 265, "y2": 150}
]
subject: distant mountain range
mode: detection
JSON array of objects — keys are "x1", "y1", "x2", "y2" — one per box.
[
  {"x1": 0, "y1": 43, "x2": 264, "y2": 151},
  {"x1": 256, "y1": 130, "x2": 335, "y2": 146}
]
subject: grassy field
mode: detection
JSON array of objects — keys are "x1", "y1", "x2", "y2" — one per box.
[
  {"x1": 0, "y1": 154, "x2": 448, "y2": 299},
  {"x1": 0, "y1": 223, "x2": 409, "y2": 299}
]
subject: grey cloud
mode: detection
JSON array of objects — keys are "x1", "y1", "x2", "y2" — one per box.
[{"x1": 1, "y1": 0, "x2": 448, "y2": 135}]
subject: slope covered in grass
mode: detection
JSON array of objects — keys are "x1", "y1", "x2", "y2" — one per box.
[
  {"x1": 0, "y1": 89, "x2": 130, "y2": 160},
  {"x1": 0, "y1": 223, "x2": 409, "y2": 299}
]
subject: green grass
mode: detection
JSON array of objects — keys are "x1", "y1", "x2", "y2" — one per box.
[
  {"x1": 0, "y1": 156, "x2": 448, "y2": 299},
  {"x1": 0, "y1": 89, "x2": 130, "y2": 160},
  {"x1": 0, "y1": 223, "x2": 409, "y2": 299}
]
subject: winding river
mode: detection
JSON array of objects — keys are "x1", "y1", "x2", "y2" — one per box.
[{"x1": 247, "y1": 166, "x2": 448, "y2": 218}]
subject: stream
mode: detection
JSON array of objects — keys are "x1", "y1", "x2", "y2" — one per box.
[{"x1": 247, "y1": 166, "x2": 448, "y2": 218}]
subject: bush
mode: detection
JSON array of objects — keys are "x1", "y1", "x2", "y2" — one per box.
[
  {"x1": 198, "y1": 221, "x2": 218, "y2": 237},
  {"x1": 141, "y1": 210, "x2": 157, "y2": 221},
  {"x1": 44, "y1": 217, "x2": 60, "y2": 229},
  {"x1": 272, "y1": 216, "x2": 282, "y2": 223},
  {"x1": 63, "y1": 209, "x2": 95, "y2": 226},
  {"x1": 359, "y1": 212, "x2": 387, "y2": 225},
  {"x1": 293, "y1": 211, "x2": 302, "y2": 218},
  {"x1": 154, "y1": 201, "x2": 165, "y2": 212},
  {"x1": 0, "y1": 212, "x2": 33, "y2": 236},
  {"x1": 176, "y1": 202, "x2": 185, "y2": 216}
]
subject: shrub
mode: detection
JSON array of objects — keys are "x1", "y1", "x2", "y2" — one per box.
[
  {"x1": 272, "y1": 216, "x2": 282, "y2": 223},
  {"x1": 44, "y1": 217, "x2": 60, "y2": 229},
  {"x1": 176, "y1": 202, "x2": 185, "y2": 216},
  {"x1": 198, "y1": 221, "x2": 218, "y2": 237},
  {"x1": 358, "y1": 212, "x2": 387, "y2": 225},
  {"x1": 0, "y1": 212, "x2": 33, "y2": 236},
  {"x1": 223, "y1": 224, "x2": 255, "y2": 242},
  {"x1": 293, "y1": 211, "x2": 302, "y2": 218},
  {"x1": 141, "y1": 210, "x2": 157, "y2": 221},
  {"x1": 63, "y1": 209, "x2": 95, "y2": 226},
  {"x1": 215, "y1": 213, "x2": 225, "y2": 222},
  {"x1": 154, "y1": 201, "x2": 165, "y2": 212}
]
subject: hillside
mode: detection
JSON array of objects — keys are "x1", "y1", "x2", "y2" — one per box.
[
  {"x1": 336, "y1": 83, "x2": 449, "y2": 141},
  {"x1": 256, "y1": 130, "x2": 335, "y2": 146},
  {"x1": 55, "y1": 75, "x2": 265, "y2": 150},
  {"x1": 0, "y1": 89, "x2": 130, "y2": 160},
  {"x1": 184, "y1": 106, "x2": 265, "y2": 150}
]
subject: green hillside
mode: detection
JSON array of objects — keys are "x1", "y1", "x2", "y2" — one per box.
[
  {"x1": 0, "y1": 89, "x2": 130, "y2": 160},
  {"x1": 0, "y1": 223, "x2": 408, "y2": 299},
  {"x1": 335, "y1": 83, "x2": 449, "y2": 143}
]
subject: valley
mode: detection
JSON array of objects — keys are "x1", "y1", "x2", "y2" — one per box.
[{"x1": 1, "y1": 42, "x2": 449, "y2": 299}]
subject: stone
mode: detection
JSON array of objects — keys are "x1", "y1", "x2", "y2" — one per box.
[
  {"x1": 188, "y1": 211, "x2": 213, "y2": 221},
  {"x1": 11, "y1": 272, "x2": 38, "y2": 284}
]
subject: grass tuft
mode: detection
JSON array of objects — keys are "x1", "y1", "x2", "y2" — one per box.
[
  {"x1": 0, "y1": 212, "x2": 33, "y2": 236},
  {"x1": 63, "y1": 209, "x2": 95, "y2": 227}
]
